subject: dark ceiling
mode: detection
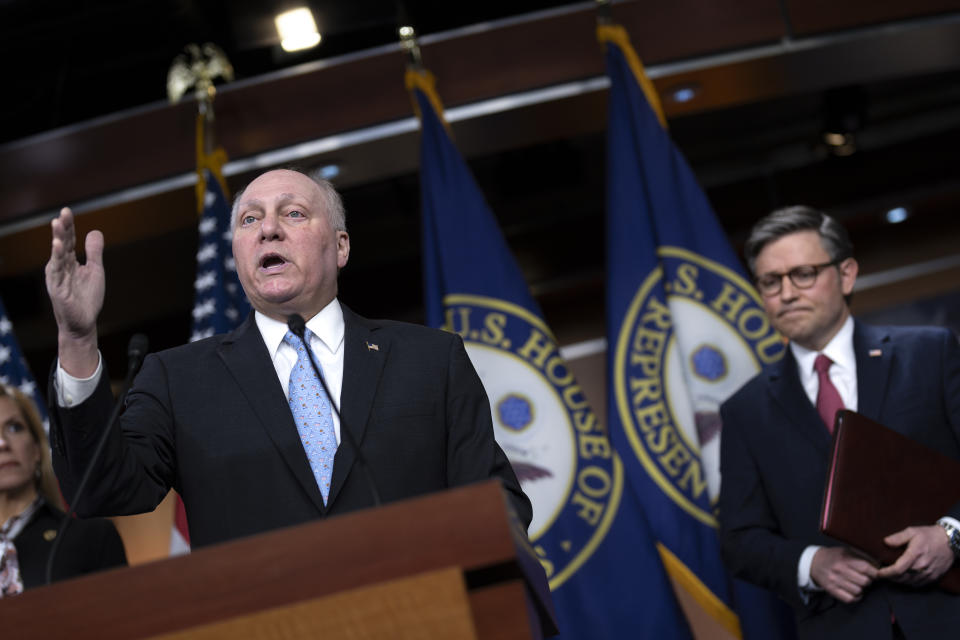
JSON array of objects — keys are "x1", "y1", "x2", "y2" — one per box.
[
  {"x1": 2, "y1": 0, "x2": 960, "y2": 383},
  {"x1": 1, "y1": 0, "x2": 584, "y2": 144}
]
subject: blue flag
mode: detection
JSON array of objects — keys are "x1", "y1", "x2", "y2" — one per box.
[
  {"x1": 600, "y1": 24, "x2": 794, "y2": 639},
  {"x1": 410, "y1": 67, "x2": 692, "y2": 639},
  {"x1": 0, "y1": 296, "x2": 47, "y2": 425},
  {"x1": 190, "y1": 165, "x2": 250, "y2": 343}
]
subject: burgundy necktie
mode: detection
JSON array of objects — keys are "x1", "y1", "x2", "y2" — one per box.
[{"x1": 814, "y1": 354, "x2": 844, "y2": 434}]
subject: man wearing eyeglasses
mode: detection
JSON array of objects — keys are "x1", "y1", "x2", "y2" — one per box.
[{"x1": 718, "y1": 205, "x2": 960, "y2": 640}]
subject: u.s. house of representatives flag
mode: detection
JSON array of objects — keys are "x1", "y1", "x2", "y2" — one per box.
[
  {"x1": 600, "y1": 23, "x2": 794, "y2": 639},
  {"x1": 409, "y1": 66, "x2": 693, "y2": 639}
]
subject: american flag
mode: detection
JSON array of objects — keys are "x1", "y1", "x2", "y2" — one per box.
[
  {"x1": 0, "y1": 295, "x2": 48, "y2": 427},
  {"x1": 189, "y1": 168, "x2": 250, "y2": 343},
  {"x1": 170, "y1": 166, "x2": 250, "y2": 556}
]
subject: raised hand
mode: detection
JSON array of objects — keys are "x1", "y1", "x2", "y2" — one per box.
[{"x1": 44, "y1": 207, "x2": 104, "y2": 377}]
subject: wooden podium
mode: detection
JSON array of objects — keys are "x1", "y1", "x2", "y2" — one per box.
[{"x1": 1, "y1": 481, "x2": 557, "y2": 640}]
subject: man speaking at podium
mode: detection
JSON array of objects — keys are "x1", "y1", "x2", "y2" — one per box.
[
  {"x1": 44, "y1": 168, "x2": 531, "y2": 549},
  {"x1": 718, "y1": 206, "x2": 960, "y2": 639}
]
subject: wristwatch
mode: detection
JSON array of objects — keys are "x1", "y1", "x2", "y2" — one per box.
[{"x1": 937, "y1": 519, "x2": 960, "y2": 560}]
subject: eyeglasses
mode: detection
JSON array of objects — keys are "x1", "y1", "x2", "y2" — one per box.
[{"x1": 755, "y1": 259, "x2": 843, "y2": 296}]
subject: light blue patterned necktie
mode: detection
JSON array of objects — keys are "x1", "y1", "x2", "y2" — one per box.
[{"x1": 284, "y1": 329, "x2": 337, "y2": 504}]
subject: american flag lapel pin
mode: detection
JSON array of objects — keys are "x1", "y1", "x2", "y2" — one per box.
[
  {"x1": 868, "y1": 349, "x2": 882, "y2": 357},
  {"x1": 366, "y1": 341, "x2": 379, "y2": 352}
]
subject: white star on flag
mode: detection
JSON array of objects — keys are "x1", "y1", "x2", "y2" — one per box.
[
  {"x1": 197, "y1": 243, "x2": 218, "y2": 263},
  {"x1": 190, "y1": 327, "x2": 216, "y2": 342},
  {"x1": 192, "y1": 299, "x2": 216, "y2": 321},
  {"x1": 199, "y1": 217, "x2": 217, "y2": 235},
  {"x1": 224, "y1": 256, "x2": 236, "y2": 272},
  {"x1": 0, "y1": 316, "x2": 11, "y2": 335},
  {"x1": 195, "y1": 271, "x2": 217, "y2": 291},
  {"x1": 204, "y1": 189, "x2": 217, "y2": 208},
  {"x1": 0, "y1": 345, "x2": 11, "y2": 364},
  {"x1": 18, "y1": 379, "x2": 35, "y2": 396}
]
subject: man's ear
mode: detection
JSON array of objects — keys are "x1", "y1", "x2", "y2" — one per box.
[
  {"x1": 337, "y1": 231, "x2": 350, "y2": 269},
  {"x1": 838, "y1": 257, "x2": 858, "y2": 296}
]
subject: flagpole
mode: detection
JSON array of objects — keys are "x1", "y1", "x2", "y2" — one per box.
[{"x1": 167, "y1": 43, "x2": 234, "y2": 213}]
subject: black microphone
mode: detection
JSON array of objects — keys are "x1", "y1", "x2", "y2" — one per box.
[
  {"x1": 45, "y1": 333, "x2": 150, "y2": 585},
  {"x1": 286, "y1": 314, "x2": 381, "y2": 507}
]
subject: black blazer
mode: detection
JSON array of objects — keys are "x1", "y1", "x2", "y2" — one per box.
[
  {"x1": 14, "y1": 502, "x2": 127, "y2": 590},
  {"x1": 719, "y1": 322, "x2": 960, "y2": 639},
  {"x1": 50, "y1": 306, "x2": 531, "y2": 548}
]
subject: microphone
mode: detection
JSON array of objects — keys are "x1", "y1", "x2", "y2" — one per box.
[
  {"x1": 45, "y1": 333, "x2": 150, "y2": 585},
  {"x1": 286, "y1": 314, "x2": 381, "y2": 507}
]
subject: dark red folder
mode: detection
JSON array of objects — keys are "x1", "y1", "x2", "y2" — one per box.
[{"x1": 820, "y1": 409, "x2": 960, "y2": 593}]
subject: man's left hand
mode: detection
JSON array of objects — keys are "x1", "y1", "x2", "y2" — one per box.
[{"x1": 876, "y1": 525, "x2": 955, "y2": 585}]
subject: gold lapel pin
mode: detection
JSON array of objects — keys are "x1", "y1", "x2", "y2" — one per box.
[
  {"x1": 366, "y1": 341, "x2": 379, "y2": 352},
  {"x1": 43, "y1": 529, "x2": 58, "y2": 542}
]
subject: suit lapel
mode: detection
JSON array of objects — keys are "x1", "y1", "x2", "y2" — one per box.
[
  {"x1": 765, "y1": 348, "x2": 834, "y2": 455},
  {"x1": 216, "y1": 314, "x2": 326, "y2": 513},
  {"x1": 327, "y1": 306, "x2": 389, "y2": 506},
  {"x1": 853, "y1": 321, "x2": 893, "y2": 421}
]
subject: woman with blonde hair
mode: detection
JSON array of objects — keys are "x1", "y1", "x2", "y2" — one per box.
[{"x1": 0, "y1": 385, "x2": 126, "y2": 596}]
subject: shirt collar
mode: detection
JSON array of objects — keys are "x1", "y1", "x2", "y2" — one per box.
[
  {"x1": 255, "y1": 298, "x2": 345, "y2": 358},
  {"x1": 790, "y1": 314, "x2": 855, "y2": 375},
  {"x1": 1, "y1": 495, "x2": 43, "y2": 539}
]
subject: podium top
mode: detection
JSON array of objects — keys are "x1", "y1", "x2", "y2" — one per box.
[{"x1": 2, "y1": 480, "x2": 557, "y2": 639}]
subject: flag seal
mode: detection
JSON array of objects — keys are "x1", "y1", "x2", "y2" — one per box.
[
  {"x1": 443, "y1": 293, "x2": 622, "y2": 589},
  {"x1": 613, "y1": 247, "x2": 784, "y2": 526}
]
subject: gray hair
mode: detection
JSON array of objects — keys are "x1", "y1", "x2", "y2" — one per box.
[
  {"x1": 229, "y1": 168, "x2": 347, "y2": 233},
  {"x1": 744, "y1": 205, "x2": 853, "y2": 275}
]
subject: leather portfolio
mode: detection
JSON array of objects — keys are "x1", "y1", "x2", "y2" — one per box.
[{"x1": 820, "y1": 409, "x2": 960, "y2": 593}]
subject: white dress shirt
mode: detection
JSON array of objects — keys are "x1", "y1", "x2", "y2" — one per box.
[
  {"x1": 254, "y1": 300, "x2": 344, "y2": 445},
  {"x1": 789, "y1": 315, "x2": 856, "y2": 593},
  {"x1": 790, "y1": 315, "x2": 858, "y2": 413},
  {"x1": 55, "y1": 299, "x2": 347, "y2": 445}
]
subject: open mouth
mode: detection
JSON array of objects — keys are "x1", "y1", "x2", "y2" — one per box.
[{"x1": 260, "y1": 253, "x2": 287, "y2": 270}]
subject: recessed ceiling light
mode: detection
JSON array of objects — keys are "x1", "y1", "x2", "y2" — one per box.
[
  {"x1": 276, "y1": 8, "x2": 321, "y2": 53},
  {"x1": 885, "y1": 207, "x2": 908, "y2": 224},
  {"x1": 318, "y1": 164, "x2": 340, "y2": 180},
  {"x1": 666, "y1": 84, "x2": 699, "y2": 104}
]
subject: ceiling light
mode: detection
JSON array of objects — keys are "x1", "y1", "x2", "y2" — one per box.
[
  {"x1": 823, "y1": 131, "x2": 856, "y2": 156},
  {"x1": 318, "y1": 164, "x2": 340, "y2": 180},
  {"x1": 885, "y1": 207, "x2": 909, "y2": 224},
  {"x1": 666, "y1": 83, "x2": 699, "y2": 104},
  {"x1": 276, "y1": 8, "x2": 321, "y2": 52}
]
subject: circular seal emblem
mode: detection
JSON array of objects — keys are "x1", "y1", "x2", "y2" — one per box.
[
  {"x1": 442, "y1": 294, "x2": 622, "y2": 589},
  {"x1": 613, "y1": 247, "x2": 784, "y2": 526}
]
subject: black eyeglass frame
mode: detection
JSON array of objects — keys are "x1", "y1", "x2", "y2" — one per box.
[{"x1": 755, "y1": 258, "x2": 845, "y2": 296}]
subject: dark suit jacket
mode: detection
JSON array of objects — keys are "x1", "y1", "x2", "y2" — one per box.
[
  {"x1": 719, "y1": 322, "x2": 960, "y2": 640},
  {"x1": 15, "y1": 502, "x2": 127, "y2": 590},
  {"x1": 50, "y1": 306, "x2": 531, "y2": 548}
]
